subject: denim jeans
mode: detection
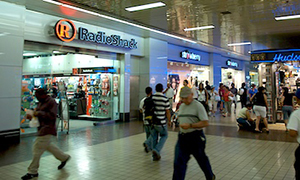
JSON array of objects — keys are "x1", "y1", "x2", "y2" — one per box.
[
  {"x1": 237, "y1": 118, "x2": 254, "y2": 129},
  {"x1": 282, "y1": 106, "x2": 293, "y2": 120},
  {"x1": 144, "y1": 125, "x2": 152, "y2": 150},
  {"x1": 173, "y1": 130, "x2": 214, "y2": 180},
  {"x1": 151, "y1": 124, "x2": 168, "y2": 155}
]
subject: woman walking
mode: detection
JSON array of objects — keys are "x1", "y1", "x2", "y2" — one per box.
[
  {"x1": 197, "y1": 83, "x2": 209, "y2": 113},
  {"x1": 281, "y1": 87, "x2": 295, "y2": 132},
  {"x1": 208, "y1": 86, "x2": 218, "y2": 117},
  {"x1": 251, "y1": 86, "x2": 269, "y2": 133}
]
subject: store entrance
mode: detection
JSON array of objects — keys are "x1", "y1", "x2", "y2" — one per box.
[
  {"x1": 21, "y1": 42, "x2": 120, "y2": 135},
  {"x1": 221, "y1": 68, "x2": 243, "y2": 89}
]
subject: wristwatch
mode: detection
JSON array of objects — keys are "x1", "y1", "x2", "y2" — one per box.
[{"x1": 190, "y1": 123, "x2": 193, "y2": 128}]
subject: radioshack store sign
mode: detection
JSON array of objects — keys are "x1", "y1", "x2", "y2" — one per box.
[{"x1": 55, "y1": 19, "x2": 138, "y2": 49}]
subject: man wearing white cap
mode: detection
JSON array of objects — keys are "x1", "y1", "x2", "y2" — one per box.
[
  {"x1": 287, "y1": 89, "x2": 300, "y2": 180},
  {"x1": 172, "y1": 87, "x2": 215, "y2": 180}
]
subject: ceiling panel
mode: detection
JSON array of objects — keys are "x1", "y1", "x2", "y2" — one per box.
[{"x1": 47, "y1": 0, "x2": 300, "y2": 55}]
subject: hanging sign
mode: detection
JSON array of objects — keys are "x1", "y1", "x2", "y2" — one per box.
[
  {"x1": 55, "y1": 19, "x2": 138, "y2": 49},
  {"x1": 180, "y1": 51, "x2": 201, "y2": 61}
]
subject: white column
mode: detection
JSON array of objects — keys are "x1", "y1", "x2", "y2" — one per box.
[
  {"x1": 0, "y1": 2, "x2": 25, "y2": 140},
  {"x1": 119, "y1": 53, "x2": 131, "y2": 121}
]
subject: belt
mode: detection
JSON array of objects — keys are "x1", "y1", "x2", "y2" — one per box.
[{"x1": 179, "y1": 130, "x2": 203, "y2": 136}]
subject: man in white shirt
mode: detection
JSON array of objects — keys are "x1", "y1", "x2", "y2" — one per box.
[
  {"x1": 164, "y1": 82, "x2": 175, "y2": 112},
  {"x1": 139, "y1": 87, "x2": 153, "y2": 153},
  {"x1": 287, "y1": 89, "x2": 300, "y2": 180}
]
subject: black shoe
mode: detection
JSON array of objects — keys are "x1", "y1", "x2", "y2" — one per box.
[
  {"x1": 143, "y1": 143, "x2": 149, "y2": 153},
  {"x1": 21, "y1": 173, "x2": 38, "y2": 180},
  {"x1": 58, "y1": 156, "x2": 71, "y2": 170},
  {"x1": 212, "y1": 174, "x2": 216, "y2": 180},
  {"x1": 152, "y1": 150, "x2": 161, "y2": 161}
]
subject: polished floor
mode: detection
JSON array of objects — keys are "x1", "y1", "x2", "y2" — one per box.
[{"x1": 0, "y1": 105, "x2": 298, "y2": 180}]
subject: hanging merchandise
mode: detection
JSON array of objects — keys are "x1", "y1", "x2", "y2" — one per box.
[{"x1": 113, "y1": 75, "x2": 119, "y2": 96}]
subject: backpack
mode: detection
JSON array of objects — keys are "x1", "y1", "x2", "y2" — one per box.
[{"x1": 143, "y1": 96, "x2": 156, "y2": 125}]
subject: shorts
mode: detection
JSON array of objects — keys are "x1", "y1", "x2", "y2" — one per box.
[
  {"x1": 282, "y1": 106, "x2": 293, "y2": 120},
  {"x1": 253, "y1": 105, "x2": 266, "y2": 118}
]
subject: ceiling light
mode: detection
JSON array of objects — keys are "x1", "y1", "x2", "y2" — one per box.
[
  {"x1": 53, "y1": 50, "x2": 60, "y2": 54},
  {"x1": 228, "y1": 42, "x2": 251, "y2": 46},
  {"x1": 184, "y1": 26, "x2": 215, "y2": 31},
  {"x1": 23, "y1": 53, "x2": 37, "y2": 56},
  {"x1": 42, "y1": 0, "x2": 197, "y2": 44},
  {"x1": 275, "y1": 14, "x2": 300, "y2": 21},
  {"x1": 125, "y1": 2, "x2": 166, "y2": 12}
]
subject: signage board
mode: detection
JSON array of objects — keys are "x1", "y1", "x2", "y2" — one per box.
[
  {"x1": 55, "y1": 19, "x2": 137, "y2": 49},
  {"x1": 180, "y1": 51, "x2": 201, "y2": 61},
  {"x1": 226, "y1": 60, "x2": 239, "y2": 68},
  {"x1": 72, "y1": 67, "x2": 116, "y2": 75},
  {"x1": 251, "y1": 50, "x2": 300, "y2": 63}
]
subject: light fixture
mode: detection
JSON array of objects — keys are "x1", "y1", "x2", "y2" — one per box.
[
  {"x1": 184, "y1": 25, "x2": 215, "y2": 31},
  {"x1": 53, "y1": 50, "x2": 61, "y2": 54},
  {"x1": 42, "y1": 0, "x2": 197, "y2": 44},
  {"x1": 125, "y1": 2, "x2": 165, "y2": 12},
  {"x1": 23, "y1": 53, "x2": 37, "y2": 56},
  {"x1": 228, "y1": 42, "x2": 251, "y2": 46},
  {"x1": 0, "y1": 32, "x2": 10, "y2": 37},
  {"x1": 275, "y1": 14, "x2": 300, "y2": 21}
]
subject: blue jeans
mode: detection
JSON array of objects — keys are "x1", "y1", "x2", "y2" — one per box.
[
  {"x1": 144, "y1": 125, "x2": 152, "y2": 150},
  {"x1": 282, "y1": 106, "x2": 293, "y2": 120},
  {"x1": 173, "y1": 130, "x2": 214, "y2": 180},
  {"x1": 237, "y1": 118, "x2": 254, "y2": 130},
  {"x1": 151, "y1": 124, "x2": 168, "y2": 155}
]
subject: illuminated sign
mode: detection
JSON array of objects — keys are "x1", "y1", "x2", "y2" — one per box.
[
  {"x1": 251, "y1": 50, "x2": 300, "y2": 63},
  {"x1": 55, "y1": 19, "x2": 77, "y2": 42},
  {"x1": 72, "y1": 67, "x2": 116, "y2": 75},
  {"x1": 226, "y1": 60, "x2": 239, "y2": 68},
  {"x1": 180, "y1": 51, "x2": 201, "y2": 61},
  {"x1": 54, "y1": 19, "x2": 137, "y2": 49}
]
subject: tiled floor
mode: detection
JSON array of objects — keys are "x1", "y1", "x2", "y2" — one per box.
[
  {"x1": 1, "y1": 103, "x2": 298, "y2": 180},
  {"x1": 0, "y1": 131, "x2": 297, "y2": 180}
]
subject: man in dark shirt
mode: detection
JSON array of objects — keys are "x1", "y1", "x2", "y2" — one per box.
[{"x1": 22, "y1": 89, "x2": 71, "y2": 180}]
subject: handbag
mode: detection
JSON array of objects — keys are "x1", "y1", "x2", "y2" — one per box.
[{"x1": 29, "y1": 117, "x2": 40, "y2": 128}]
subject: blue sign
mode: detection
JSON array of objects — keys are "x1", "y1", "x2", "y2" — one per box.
[
  {"x1": 180, "y1": 51, "x2": 201, "y2": 61},
  {"x1": 251, "y1": 50, "x2": 300, "y2": 63},
  {"x1": 78, "y1": 27, "x2": 137, "y2": 49},
  {"x1": 273, "y1": 53, "x2": 300, "y2": 62}
]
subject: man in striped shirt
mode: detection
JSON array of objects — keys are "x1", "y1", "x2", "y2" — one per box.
[{"x1": 151, "y1": 83, "x2": 171, "y2": 161}]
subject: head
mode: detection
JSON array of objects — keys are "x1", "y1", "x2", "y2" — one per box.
[
  {"x1": 183, "y1": 80, "x2": 188, "y2": 86},
  {"x1": 219, "y1": 83, "x2": 223, "y2": 88},
  {"x1": 180, "y1": 87, "x2": 194, "y2": 105},
  {"x1": 167, "y1": 82, "x2": 171, "y2": 88},
  {"x1": 242, "y1": 82, "x2": 246, "y2": 88},
  {"x1": 245, "y1": 103, "x2": 253, "y2": 110},
  {"x1": 282, "y1": 87, "x2": 289, "y2": 96},
  {"x1": 231, "y1": 83, "x2": 235, "y2": 88},
  {"x1": 145, "y1": 86, "x2": 152, "y2": 96},
  {"x1": 205, "y1": 81, "x2": 209, "y2": 85},
  {"x1": 251, "y1": 84, "x2": 256, "y2": 89},
  {"x1": 35, "y1": 88, "x2": 48, "y2": 102},
  {"x1": 211, "y1": 86, "x2": 215, "y2": 91},
  {"x1": 199, "y1": 83, "x2": 204, "y2": 90},
  {"x1": 224, "y1": 86, "x2": 229, "y2": 92},
  {"x1": 295, "y1": 89, "x2": 300, "y2": 105},
  {"x1": 155, "y1": 83, "x2": 163, "y2": 92},
  {"x1": 258, "y1": 86, "x2": 266, "y2": 93}
]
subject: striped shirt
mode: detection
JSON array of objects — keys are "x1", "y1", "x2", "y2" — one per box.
[{"x1": 152, "y1": 92, "x2": 170, "y2": 124}]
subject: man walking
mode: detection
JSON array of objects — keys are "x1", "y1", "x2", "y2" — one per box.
[
  {"x1": 139, "y1": 87, "x2": 153, "y2": 153},
  {"x1": 173, "y1": 87, "x2": 215, "y2": 180},
  {"x1": 22, "y1": 88, "x2": 70, "y2": 180},
  {"x1": 151, "y1": 83, "x2": 171, "y2": 161},
  {"x1": 287, "y1": 89, "x2": 300, "y2": 180},
  {"x1": 163, "y1": 82, "x2": 175, "y2": 112},
  {"x1": 230, "y1": 83, "x2": 238, "y2": 114}
]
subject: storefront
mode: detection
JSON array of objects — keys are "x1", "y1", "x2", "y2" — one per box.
[
  {"x1": 251, "y1": 49, "x2": 300, "y2": 123},
  {"x1": 221, "y1": 59, "x2": 243, "y2": 88},
  {"x1": 167, "y1": 44, "x2": 210, "y2": 103}
]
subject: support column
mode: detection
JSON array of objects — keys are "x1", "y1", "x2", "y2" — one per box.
[
  {"x1": 0, "y1": 2, "x2": 25, "y2": 143},
  {"x1": 119, "y1": 53, "x2": 131, "y2": 121},
  {"x1": 209, "y1": 53, "x2": 223, "y2": 90}
]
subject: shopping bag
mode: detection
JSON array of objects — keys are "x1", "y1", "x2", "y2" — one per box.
[{"x1": 29, "y1": 117, "x2": 40, "y2": 128}]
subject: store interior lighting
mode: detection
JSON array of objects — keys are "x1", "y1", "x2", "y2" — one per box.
[
  {"x1": 125, "y1": 2, "x2": 165, "y2": 12},
  {"x1": 184, "y1": 25, "x2": 215, "y2": 31},
  {"x1": 42, "y1": 0, "x2": 197, "y2": 44},
  {"x1": 275, "y1": 14, "x2": 300, "y2": 21},
  {"x1": 228, "y1": 42, "x2": 251, "y2": 46},
  {"x1": 23, "y1": 53, "x2": 37, "y2": 56}
]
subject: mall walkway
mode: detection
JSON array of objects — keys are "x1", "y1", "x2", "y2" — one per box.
[{"x1": 0, "y1": 114, "x2": 298, "y2": 180}]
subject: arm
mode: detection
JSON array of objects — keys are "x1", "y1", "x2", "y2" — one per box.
[
  {"x1": 163, "y1": 87, "x2": 169, "y2": 94},
  {"x1": 289, "y1": 130, "x2": 298, "y2": 137},
  {"x1": 205, "y1": 90, "x2": 209, "y2": 103},
  {"x1": 250, "y1": 93, "x2": 256, "y2": 102},
  {"x1": 34, "y1": 100, "x2": 57, "y2": 122},
  {"x1": 180, "y1": 120, "x2": 209, "y2": 129},
  {"x1": 264, "y1": 94, "x2": 268, "y2": 109},
  {"x1": 246, "y1": 111, "x2": 253, "y2": 121},
  {"x1": 280, "y1": 96, "x2": 285, "y2": 106},
  {"x1": 166, "y1": 109, "x2": 171, "y2": 125}
]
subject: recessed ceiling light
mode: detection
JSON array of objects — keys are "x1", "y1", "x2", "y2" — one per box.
[
  {"x1": 125, "y1": 2, "x2": 166, "y2": 12},
  {"x1": 228, "y1": 42, "x2": 251, "y2": 46},
  {"x1": 275, "y1": 14, "x2": 300, "y2": 21},
  {"x1": 23, "y1": 53, "x2": 37, "y2": 56},
  {"x1": 184, "y1": 25, "x2": 215, "y2": 31}
]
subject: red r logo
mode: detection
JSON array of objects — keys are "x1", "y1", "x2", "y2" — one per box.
[{"x1": 55, "y1": 19, "x2": 77, "y2": 42}]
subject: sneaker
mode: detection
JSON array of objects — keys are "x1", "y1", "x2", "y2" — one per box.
[
  {"x1": 21, "y1": 173, "x2": 39, "y2": 180},
  {"x1": 152, "y1": 150, "x2": 161, "y2": 161},
  {"x1": 58, "y1": 155, "x2": 71, "y2": 170},
  {"x1": 143, "y1": 143, "x2": 149, "y2": 153}
]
